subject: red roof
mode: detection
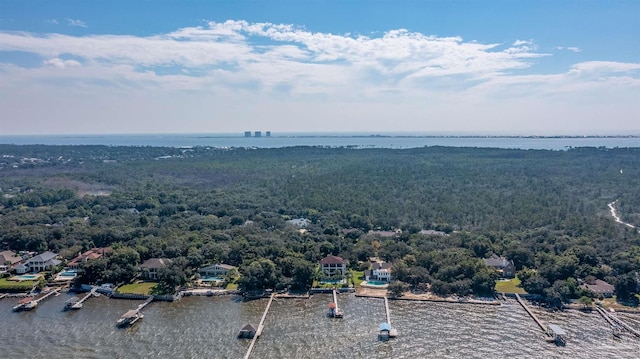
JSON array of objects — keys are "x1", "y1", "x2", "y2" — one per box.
[{"x1": 320, "y1": 255, "x2": 345, "y2": 265}]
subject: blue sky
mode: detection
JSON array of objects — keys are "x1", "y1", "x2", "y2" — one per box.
[{"x1": 1, "y1": 0, "x2": 638, "y2": 135}]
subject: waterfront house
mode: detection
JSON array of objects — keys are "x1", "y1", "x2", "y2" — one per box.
[
  {"x1": 581, "y1": 279, "x2": 615, "y2": 298},
  {"x1": 14, "y1": 263, "x2": 29, "y2": 274},
  {"x1": 68, "y1": 247, "x2": 112, "y2": 270},
  {"x1": 140, "y1": 258, "x2": 172, "y2": 280},
  {"x1": 483, "y1": 254, "x2": 516, "y2": 278},
  {"x1": 198, "y1": 263, "x2": 237, "y2": 278},
  {"x1": 364, "y1": 261, "x2": 393, "y2": 282},
  {"x1": 25, "y1": 251, "x2": 61, "y2": 273},
  {"x1": 320, "y1": 255, "x2": 346, "y2": 278},
  {"x1": 0, "y1": 250, "x2": 23, "y2": 273}
]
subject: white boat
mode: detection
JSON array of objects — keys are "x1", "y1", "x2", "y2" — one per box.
[{"x1": 13, "y1": 297, "x2": 37, "y2": 311}]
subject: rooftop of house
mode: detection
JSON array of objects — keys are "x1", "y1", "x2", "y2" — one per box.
[
  {"x1": 140, "y1": 258, "x2": 173, "y2": 269},
  {"x1": 320, "y1": 255, "x2": 345, "y2": 265},
  {"x1": 0, "y1": 250, "x2": 23, "y2": 265},
  {"x1": 371, "y1": 261, "x2": 392, "y2": 270},
  {"x1": 483, "y1": 254, "x2": 512, "y2": 268},
  {"x1": 200, "y1": 263, "x2": 237, "y2": 271},
  {"x1": 582, "y1": 279, "x2": 615, "y2": 294},
  {"x1": 287, "y1": 218, "x2": 310, "y2": 227},
  {"x1": 27, "y1": 251, "x2": 58, "y2": 263}
]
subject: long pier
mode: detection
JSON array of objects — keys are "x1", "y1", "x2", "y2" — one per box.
[
  {"x1": 595, "y1": 305, "x2": 640, "y2": 338},
  {"x1": 515, "y1": 294, "x2": 553, "y2": 340},
  {"x1": 35, "y1": 288, "x2": 60, "y2": 304},
  {"x1": 384, "y1": 296, "x2": 391, "y2": 324},
  {"x1": 383, "y1": 296, "x2": 398, "y2": 338},
  {"x1": 244, "y1": 293, "x2": 275, "y2": 359}
]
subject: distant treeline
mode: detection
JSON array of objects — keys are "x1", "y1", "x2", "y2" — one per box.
[{"x1": 1, "y1": 145, "x2": 639, "y2": 302}]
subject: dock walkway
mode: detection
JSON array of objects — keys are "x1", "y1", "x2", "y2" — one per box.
[
  {"x1": 35, "y1": 288, "x2": 60, "y2": 304},
  {"x1": 595, "y1": 305, "x2": 640, "y2": 338},
  {"x1": 244, "y1": 293, "x2": 275, "y2": 359},
  {"x1": 515, "y1": 293, "x2": 553, "y2": 340}
]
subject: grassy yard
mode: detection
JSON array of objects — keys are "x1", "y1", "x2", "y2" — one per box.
[
  {"x1": 495, "y1": 277, "x2": 527, "y2": 294},
  {"x1": 225, "y1": 282, "x2": 238, "y2": 290},
  {"x1": 117, "y1": 282, "x2": 157, "y2": 295},
  {"x1": 600, "y1": 295, "x2": 640, "y2": 311},
  {"x1": 0, "y1": 277, "x2": 37, "y2": 291},
  {"x1": 351, "y1": 270, "x2": 364, "y2": 286}
]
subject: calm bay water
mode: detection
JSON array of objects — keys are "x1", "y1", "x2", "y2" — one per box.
[
  {"x1": 1, "y1": 133, "x2": 640, "y2": 150},
  {"x1": 1, "y1": 293, "x2": 639, "y2": 358}
]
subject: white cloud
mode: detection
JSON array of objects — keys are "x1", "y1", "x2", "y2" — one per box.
[
  {"x1": 66, "y1": 18, "x2": 87, "y2": 28},
  {"x1": 0, "y1": 20, "x2": 638, "y2": 135},
  {"x1": 556, "y1": 46, "x2": 582, "y2": 53},
  {"x1": 45, "y1": 19, "x2": 59, "y2": 25},
  {"x1": 43, "y1": 58, "x2": 82, "y2": 68}
]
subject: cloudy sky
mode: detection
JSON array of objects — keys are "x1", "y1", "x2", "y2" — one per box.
[{"x1": 1, "y1": 0, "x2": 638, "y2": 135}]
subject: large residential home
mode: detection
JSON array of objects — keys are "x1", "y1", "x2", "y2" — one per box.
[
  {"x1": 364, "y1": 261, "x2": 393, "y2": 282},
  {"x1": 320, "y1": 255, "x2": 346, "y2": 278},
  {"x1": 0, "y1": 250, "x2": 23, "y2": 273},
  {"x1": 483, "y1": 254, "x2": 516, "y2": 278},
  {"x1": 140, "y1": 258, "x2": 173, "y2": 280},
  {"x1": 67, "y1": 247, "x2": 112, "y2": 270},
  {"x1": 199, "y1": 263, "x2": 237, "y2": 278},
  {"x1": 25, "y1": 251, "x2": 61, "y2": 273},
  {"x1": 581, "y1": 279, "x2": 615, "y2": 298}
]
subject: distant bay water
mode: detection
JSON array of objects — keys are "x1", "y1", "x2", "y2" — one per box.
[{"x1": 1, "y1": 133, "x2": 640, "y2": 150}]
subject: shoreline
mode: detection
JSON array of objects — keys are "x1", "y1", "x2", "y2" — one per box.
[{"x1": 355, "y1": 287, "x2": 501, "y2": 306}]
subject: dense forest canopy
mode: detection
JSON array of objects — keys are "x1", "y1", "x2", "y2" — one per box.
[{"x1": 1, "y1": 145, "x2": 639, "y2": 301}]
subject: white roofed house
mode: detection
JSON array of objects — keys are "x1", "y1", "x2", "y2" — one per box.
[
  {"x1": 364, "y1": 261, "x2": 393, "y2": 282},
  {"x1": 140, "y1": 258, "x2": 173, "y2": 280},
  {"x1": 198, "y1": 263, "x2": 237, "y2": 278},
  {"x1": 26, "y1": 251, "x2": 61, "y2": 273}
]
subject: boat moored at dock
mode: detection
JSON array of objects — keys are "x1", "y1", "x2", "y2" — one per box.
[
  {"x1": 117, "y1": 309, "x2": 143, "y2": 327},
  {"x1": 13, "y1": 297, "x2": 37, "y2": 311}
]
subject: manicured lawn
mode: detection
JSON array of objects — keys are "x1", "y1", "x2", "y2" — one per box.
[
  {"x1": 0, "y1": 277, "x2": 37, "y2": 291},
  {"x1": 495, "y1": 277, "x2": 527, "y2": 294},
  {"x1": 351, "y1": 270, "x2": 364, "y2": 286},
  {"x1": 117, "y1": 282, "x2": 157, "y2": 295},
  {"x1": 225, "y1": 282, "x2": 238, "y2": 290}
]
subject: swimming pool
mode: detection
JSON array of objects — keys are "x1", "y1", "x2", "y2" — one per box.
[
  {"x1": 362, "y1": 280, "x2": 389, "y2": 287},
  {"x1": 13, "y1": 274, "x2": 41, "y2": 281},
  {"x1": 201, "y1": 277, "x2": 224, "y2": 282},
  {"x1": 59, "y1": 270, "x2": 77, "y2": 277}
]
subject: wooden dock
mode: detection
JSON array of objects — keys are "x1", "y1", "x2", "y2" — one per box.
[
  {"x1": 595, "y1": 305, "x2": 640, "y2": 338},
  {"x1": 34, "y1": 288, "x2": 60, "y2": 304},
  {"x1": 65, "y1": 286, "x2": 99, "y2": 310},
  {"x1": 382, "y1": 296, "x2": 397, "y2": 338},
  {"x1": 243, "y1": 293, "x2": 275, "y2": 359},
  {"x1": 137, "y1": 296, "x2": 154, "y2": 311},
  {"x1": 116, "y1": 296, "x2": 154, "y2": 327},
  {"x1": 329, "y1": 288, "x2": 343, "y2": 318},
  {"x1": 514, "y1": 293, "x2": 553, "y2": 341}
]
